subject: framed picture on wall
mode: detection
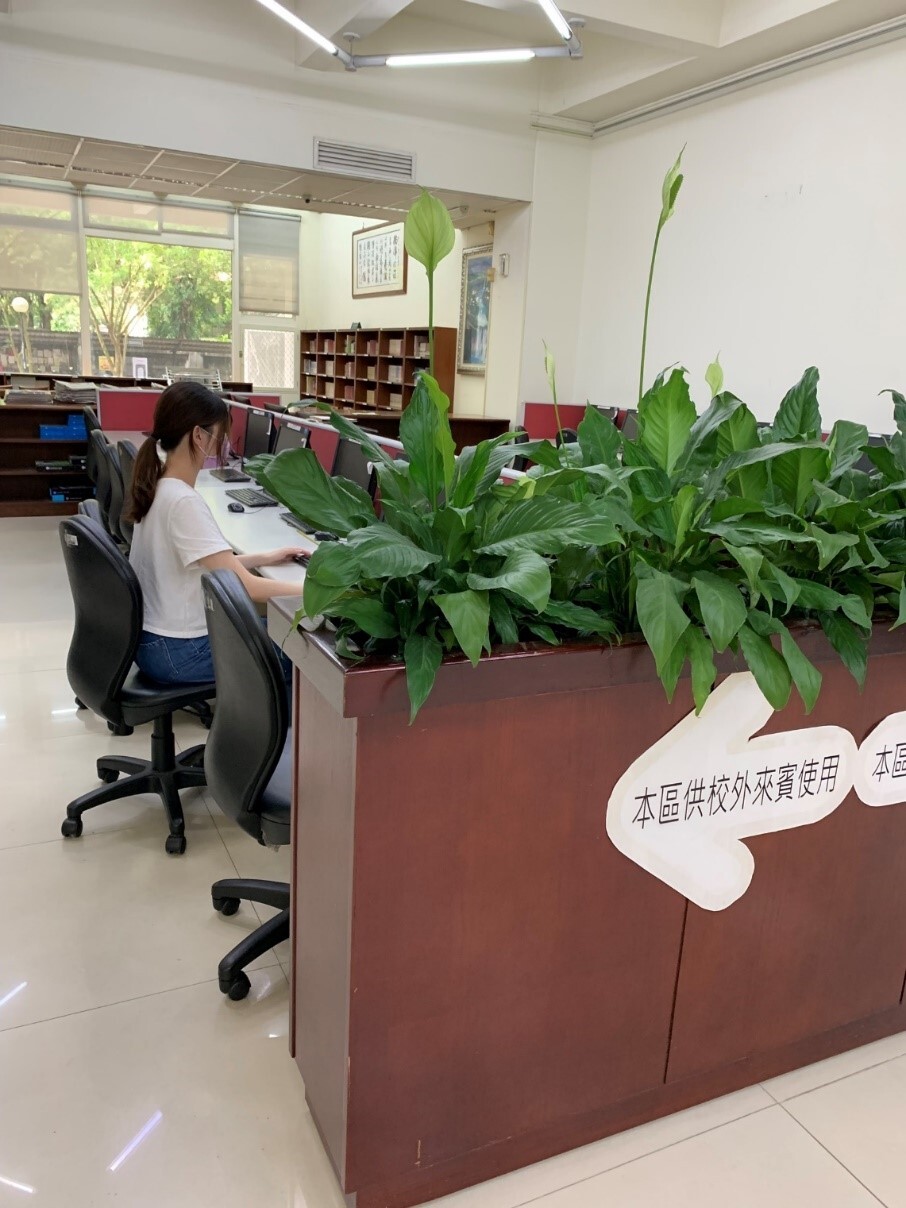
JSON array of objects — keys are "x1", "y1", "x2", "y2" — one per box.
[
  {"x1": 457, "y1": 244, "x2": 493, "y2": 374},
  {"x1": 352, "y1": 221, "x2": 408, "y2": 298}
]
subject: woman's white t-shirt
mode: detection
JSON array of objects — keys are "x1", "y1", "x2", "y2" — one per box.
[{"x1": 129, "y1": 478, "x2": 231, "y2": 638}]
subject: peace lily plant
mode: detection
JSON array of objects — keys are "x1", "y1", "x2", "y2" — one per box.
[{"x1": 250, "y1": 175, "x2": 906, "y2": 721}]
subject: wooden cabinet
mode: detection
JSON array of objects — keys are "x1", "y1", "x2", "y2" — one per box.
[
  {"x1": 300, "y1": 326, "x2": 456, "y2": 413},
  {"x1": 0, "y1": 404, "x2": 91, "y2": 517}
]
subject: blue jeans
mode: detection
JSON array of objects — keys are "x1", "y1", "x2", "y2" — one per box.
[{"x1": 136, "y1": 624, "x2": 292, "y2": 688}]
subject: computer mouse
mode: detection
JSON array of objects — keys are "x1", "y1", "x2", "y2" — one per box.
[
  {"x1": 313, "y1": 531, "x2": 339, "y2": 542},
  {"x1": 227, "y1": 501, "x2": 245, "y2": 513}
]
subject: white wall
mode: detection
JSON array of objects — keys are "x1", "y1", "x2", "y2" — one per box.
[
  {"x1": 519, "y1": 133, "x2": 593, "y2": 413},
  {"x1": 575, "y1": 38, "x2": 906, "y2": 432}
]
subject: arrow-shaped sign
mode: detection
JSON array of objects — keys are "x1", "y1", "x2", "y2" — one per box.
[{"x1": 606, "y1": 672, "x2": 857, "y2": 911}]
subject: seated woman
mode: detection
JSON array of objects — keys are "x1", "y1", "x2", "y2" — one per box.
[{"x1": 127, "y1": 381, "x2": 304, "y2": 685}]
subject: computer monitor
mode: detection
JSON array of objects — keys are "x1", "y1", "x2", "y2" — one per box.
[
  {"x1": 333, "y1": 437, "x2": 376, "y2": 498},
  {"x1": 273, "y1": 422, "x2": 308, "y2": 456},
  {"x1": 226, "y1": 403, "x2": 248, "y2": 459},
  {"x1": 243, "y1": 409, "x2": 272, "y2": 461}
]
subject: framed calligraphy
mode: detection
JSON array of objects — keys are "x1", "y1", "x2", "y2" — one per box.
[{"x1": 351, "y1": 221, "x2": 408, "y2": 298}]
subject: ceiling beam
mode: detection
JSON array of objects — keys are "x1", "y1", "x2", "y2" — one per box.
[
  {"x1": 564, "y1": 0, "x2": 725, "y2": 50},
  {"x1": 288, "y1": 0, "x2": 414, "y2": 66}
]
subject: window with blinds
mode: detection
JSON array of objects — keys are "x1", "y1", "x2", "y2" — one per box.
[
  {"x1": 238, "y1": 212, "x2": 300, "y2": 315},
  {"x1": 82, "y1": 195, "x2": 234, "y2": 238},
  {"x1": 0, "y1": 185, "x2": 80, "y2": 294}
]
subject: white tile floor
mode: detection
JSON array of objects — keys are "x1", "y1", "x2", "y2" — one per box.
[{"x1": 1, "y1": 515, "x2": 905, "y2": 1207}]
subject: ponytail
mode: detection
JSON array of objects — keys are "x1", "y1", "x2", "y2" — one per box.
[
  {"x1": 127, "y1": 436, "x2": 165, "y2": 524},
  {"x1": 125, "y1": 381, "x2": 230, "y2": 524}
]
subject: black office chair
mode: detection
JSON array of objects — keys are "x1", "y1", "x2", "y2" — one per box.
[
  {"x1": 77, "y1": 497, "x2": 103, "y2": 526},
  {"x1": 201, "y1": 569, "x2": 290, "y2": 1000},
  {"x1": 86, "y1": 425, "x2": 108, "y2": 493},
  {"x1": 106, "y1": 443, "x2": 127, "y2": 547},
  {"x1": 116, "y1": 440, "x2": 138, "y2": 549},
  {"x1": 90, "y1": 429, "x2": 114, "y2": 532},
  {"x1": 58, "y1": 516, "x2": 216, "y2": 855},
  {"x1": 82, "y1": 405, "x2": 101, "y2": 435},
  {"x1": 555, "y1": 427, "x2": 579, "y2": 446},
  {"x1": 511, "y1": 426, "x2": 531, "y2": 472}
]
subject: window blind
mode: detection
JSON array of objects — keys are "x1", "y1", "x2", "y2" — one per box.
[
  {"x1": 0, "y1": 185, "x2": 79, "y2": 294},
  {"x1": 238, "y1": 212, "x2": 300, "y2": 315}
]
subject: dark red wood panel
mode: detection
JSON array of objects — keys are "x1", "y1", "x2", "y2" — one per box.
[{"x1": 667, "y1": 654, "x2": 906, "y2": 1081}]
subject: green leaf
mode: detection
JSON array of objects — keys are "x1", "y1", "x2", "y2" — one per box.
[
  {"x1": 478, "y1": 497, "x2": 623, "y2": 556},
  {"x1": 761, "y1": 560, "x2": 800, "y2": 611},
  {"x1": 713, "y1": 403, "x2": 768, "y2": 500},
  {"x1": 577, "y1": 404, "x2": 620, "y2": 468},
  {"x1": 727, "y1": 545, "x2": 765, "y2": 600},
  {"x1": 330, "y1": 596, "x2": 398, "y2": 639},
  {"x1": 540, "y1": 599, "x2": 615, "y2": 637},
  {"x1": 672, "y1": 483, "x2": 698, "y2": 555},
  {"x1": 659, "y1": 146, "x2": 684, "y2": 228},
  {"x1": 778, "y1": 628, "x2": 822, "y2": 714},
  {"x1": 346, "y1": 525, "x2": 440, "y2": 578},
  {"x1": 489, "y1": 593, "x2": 519, "y2": 645},
  {"x1": 301, "y1": 542, "x2": 361, "y2": 616},
  {"x1": 399, "y1": 374, "x2": 455, "y2": 503},
  {"x1": 638, "y1": 368, "x2": 697, "y2": 475},
  {"x1": 259, "y1": 447, "x2": 374, "y2": 536},
  {"x1": 806, "y1": 525, "x2": 860, "y2": 571},
  {"x1": 820, "y1": 612, "x2": 869, "y2": 688},
  {"x1": 404, "y1": 190, "x2": 455, "y2": 274},
  {"x1": 892, "y1": 580, "x2": 906, "y2": 631},
  {"x1": 673, "y1": 391, "x2": 743, "y2": 477},
  {"x1": 404, "y1": 633, "x2": 444, "y2": 723},
  {"x1": 543, "y1": 340, "x2": 558, "y2": 405},
  {"x1": 435, "y1": 589, "x2": 490, "y2": 666},
  {"x1": 738, "y1": 622, "x2": 792, "y2": 711},
  {"x1": 792, "y1": 580, "x2": 871, "y2": 627},
  {"x1": 771, "y1": 446, "x2": 830, "y2": 512},
  {"x1": 685, "y1": 625, "x2": 717, "y2": 712},
  {"x1": 772, "y1": 367, "x2": 822, "y2": 441},
  {"x1": 466, "y1": 550, "x2": 551, "y2": 613},
  {"x1": 635, "y1": 571, "x2": 690, "y2": 681},
  {"x1": 705, "y1": 356, "x2": 724, "y2": 399},
  {"x1": 692, "y1": 572, "x2": 748, "y2": 652},
  {"x1": 826, "y1": 420, "x2": 869, "y2": 481}
]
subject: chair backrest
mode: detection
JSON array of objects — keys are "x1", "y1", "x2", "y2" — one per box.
[
  {"x1": 86, "y1": 425, "x2": 108, "y2": 489},
  {"x1": 555, "y1": 428, "x2": 579, "y2": 446},
  {"x1": 201, "y1": 569, "x2": 289, "y2": 843},
  {"x1": 511, "y1": 426, "x2": 530, "y2": 473},
  {"x1": 90, "y1": 429, "x2": 113, "y2": 523},
  {"x1": 116, "y1": 440, "x2": 138, "y2": 549},
  {"x1": 106, "y1": 443, "x2": 125, "y2": 545},
  {"x1": 77, "y1": 498, "x2": 103, "y2": 526},
  {"x1": 82, "y1": 405, "x2": 101, "y2": 434},
  {"x1": 59, "y1": 515, "x2": 143, "y2": 726}
]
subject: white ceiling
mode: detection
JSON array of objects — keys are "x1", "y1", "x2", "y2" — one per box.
[{"x1": 1, "y1": 0, "x2": 905, "y2": 132}]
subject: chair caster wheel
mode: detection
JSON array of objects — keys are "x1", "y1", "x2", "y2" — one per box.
[
  {"x1": 75, "y1": 697, "x2": 86, "y2": 709},
  {"x1": 61, "y1": 817, "x2": 83, "y2": 838},
  {"x1": 98, "y1": 768, "x2": 119, "y2": 783},
  {"x1": 165, "y1": 834, "x2": 187, "y2": 855},
  {"x1": 213, "y1": 896, "x2": 240, "y2": 916},
  {"x1": 225, "y1": 973, "x2": 251, "y2": 1001}
]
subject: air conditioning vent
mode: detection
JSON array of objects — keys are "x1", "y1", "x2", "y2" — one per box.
[{"x1": 314, "y1": 138, "x2": 416, "y2": 183}]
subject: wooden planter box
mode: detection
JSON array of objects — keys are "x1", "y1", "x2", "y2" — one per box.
[{"x1": 270, "y1": 603, "x2": 906, "y2": 1208}]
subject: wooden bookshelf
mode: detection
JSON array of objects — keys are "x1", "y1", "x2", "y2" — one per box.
[
  {"x1": 0, "y1": 404, "x2": 91, "y2": 516},
  {"x1": 300, "y1": 326, "x2": 456, "y2": 413}
]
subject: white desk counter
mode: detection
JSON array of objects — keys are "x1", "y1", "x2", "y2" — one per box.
[{"x1": 194, "y1": 469, "x2": 311, "y2": 586}]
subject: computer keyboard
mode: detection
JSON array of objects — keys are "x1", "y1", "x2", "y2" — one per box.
[
  {"x1": 280, "y1": 511, "x2": 317, "y2": 534},
  {"x1": 210, "y1": 466, "x2": 251, "y2": 483},
  {"x1": 225, "y1": 487, "x2": 279, "y2": 508}
]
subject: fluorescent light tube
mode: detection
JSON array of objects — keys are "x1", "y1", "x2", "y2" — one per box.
[
  {"x1": 537, "y1": 0, "x2": 573, "y2": 42},
  {"x1": 252, "y1": 0, "x2": 341, "y2": 57},
  {"x1": 386, "y1": 48, "x2": 535, "y2": 67}
]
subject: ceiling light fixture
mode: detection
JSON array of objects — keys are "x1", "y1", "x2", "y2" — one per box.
[
  {"x1": 251, "y1": 0, "x2": 581, "y2": 70},
  {"x1": 385, "y1": 48, "x2": 535, "y2": 68}
]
